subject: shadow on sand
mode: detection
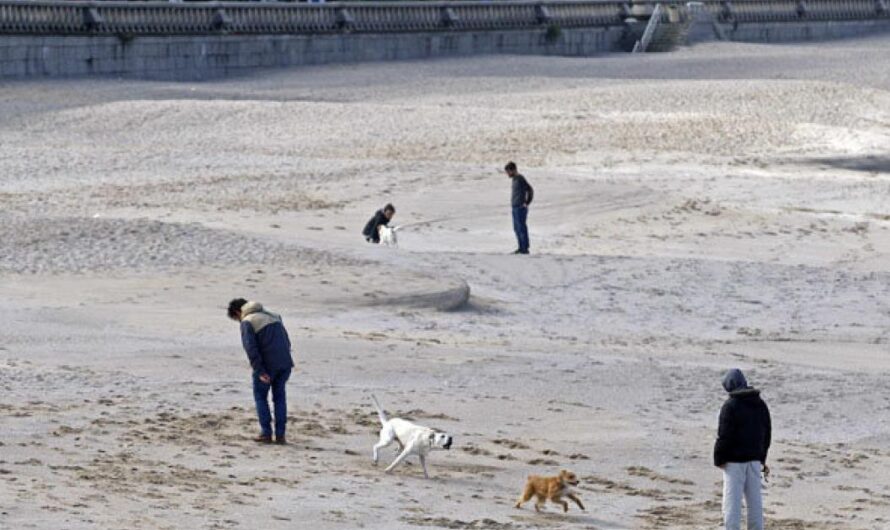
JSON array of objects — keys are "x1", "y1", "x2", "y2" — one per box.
[{"x1": 806, "y1": 154, "x2": 890, "y2": 174}]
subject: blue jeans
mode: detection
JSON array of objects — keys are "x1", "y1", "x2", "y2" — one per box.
[
  {"x1": 512, "y1": 206, "x2": 529, "y2": 252},
  {"x1": 253, "y1": 368, "x2": 291, "y2": 438}
]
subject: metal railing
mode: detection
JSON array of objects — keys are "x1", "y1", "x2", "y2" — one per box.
[
  {"x1": 0, "y1": 0, "x2": 886, "y2": 35},
  {"x1": 632, "y1": 1, "x2": 661, "y2": 50},
  {"x1": 0, "y1": 0, "x2": 636, "y2": 35},
  {"x1": 708, "y1": 0, "x2": 887, "y2": 23}
]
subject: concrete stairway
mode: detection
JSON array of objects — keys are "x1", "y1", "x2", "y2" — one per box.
[{"x1": 632, "y1": 3, "x2": 696, "y2": 53}]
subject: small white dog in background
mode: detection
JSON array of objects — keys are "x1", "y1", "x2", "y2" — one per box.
[
  {"x1": 378, "y1": 225, "x2": 399, "y2": 247},
  {"x1": 371, "y1": 395, "x2": 453, "y2": 478}
]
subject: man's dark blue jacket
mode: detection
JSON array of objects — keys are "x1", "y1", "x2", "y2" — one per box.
[
  {"x1": 511, "y1": 174, "x2": 534, "y2": 207},
  {"x1": 240, "y1": 301, "x2": 294, "y2": 376}
]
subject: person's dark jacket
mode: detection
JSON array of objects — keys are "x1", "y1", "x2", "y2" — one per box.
[
  {"x1": 240, "y1": 301, "x2": 294, "y2": 376},
  {"x1": 362, "y1": 209, "x2": 390, "y2": 243},
  {"x1": 713, "y1": 370, "x2": 771, "y2": 467},
  {"x1": 511, "y1": 174, "x2": 534, "y2": 208}
]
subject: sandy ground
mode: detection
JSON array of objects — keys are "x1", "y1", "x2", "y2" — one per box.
[{"x1": 2, "y1": 35, "x2": 890, "y2": 530}]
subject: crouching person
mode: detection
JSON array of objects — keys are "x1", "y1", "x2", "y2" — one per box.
[
  {"x1": 228, "y1": 298, "x2": 295, "y2": 444},
  {"x1": 714, "y1": 369, "x2": 772, "y2": 530},
  {"x1": 362, "y1": 203, "x2": 395, "y2": 244}
]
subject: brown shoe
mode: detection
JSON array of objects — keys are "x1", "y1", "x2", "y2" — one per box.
[
  {"x1": 274, "y1": 436, "x2": 287, "y2": 445},
  {"x1": 254, "y1": 434, "x2": 273, "y2": 444}
]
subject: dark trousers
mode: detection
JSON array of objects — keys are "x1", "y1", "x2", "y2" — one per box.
[
  {"x1": 253, "y1": 368, "x2": 291, "y2": 438},
  {"x1": 512, "y1": 206, "x2": 530, "y2": 252}
]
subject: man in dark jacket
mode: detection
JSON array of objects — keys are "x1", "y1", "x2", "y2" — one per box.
[
  {"x1": 714, "y1": 369, "x2": 771, "y2": 530},
  {"x1": 362, "y1": 203, "x2": 396, "y2": 244},
  {"x1": 228, "y1": 298, "x2": 295, "y2": 444},
  {"x1": 505, "y1": 161, "x2": 533, "y2": 254}
]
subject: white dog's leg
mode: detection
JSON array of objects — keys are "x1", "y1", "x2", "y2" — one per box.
[
  {"x1": 419, "y1": 454, "x2": 430, "y2": 479},
  {"x1": 373, "y1": 425, "x2": 396, "y2": 465},
  {"x1": 385, "y1": 442, "x2": 415, "y2": 473}
]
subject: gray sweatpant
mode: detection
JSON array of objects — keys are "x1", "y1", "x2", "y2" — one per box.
[{"x1": 722, "y1": 461, "x2": 764, "y2": 530}]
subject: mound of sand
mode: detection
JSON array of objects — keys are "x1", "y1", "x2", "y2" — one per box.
[{"x1": 0, "y1": 215, "x2": 300, "y2": 274}]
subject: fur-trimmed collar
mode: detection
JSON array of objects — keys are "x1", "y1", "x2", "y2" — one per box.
[{"x1": 240, "y1": 301, "x2": 263, "y2": 319}]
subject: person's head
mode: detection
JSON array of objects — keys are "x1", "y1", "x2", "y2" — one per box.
[
  {"x1": 383, "y1": 203, "x2": 396, "y2": 221},
  {"x1": 227, "y1": 298, "x2": 248, "y2": 322},
  {"x1": 504, "y1": 161, "x2": 518, "y2": 177},
  {"x1": 722, "y1": 369, "x2": 749, "y2": 393}
]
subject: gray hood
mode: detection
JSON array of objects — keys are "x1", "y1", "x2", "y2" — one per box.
[
  {"x1": 240, "y1": 301, "x2": 281, "y2": 334},
  {"x1": 722, "y1": 369, "x2": 749, "y2": 393}
]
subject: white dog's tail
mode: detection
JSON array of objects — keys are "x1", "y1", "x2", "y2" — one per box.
[{"x1": 371, "y1": 394, "x2": 388, "y2": 425}]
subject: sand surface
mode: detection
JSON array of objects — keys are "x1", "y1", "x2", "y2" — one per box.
[{"x1": 2, "y1": 37, "x2": 890, "y2": 529}]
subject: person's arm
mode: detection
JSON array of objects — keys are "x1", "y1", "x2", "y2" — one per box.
[
  {"x1": 713, "y1": 402, "x2": 733, "y2": 467},
  {"x1": 241, "y1": 321, "x2": 268, "y2": 377},
  {"x1": 282, "y1": 322, "x2": 294, "y2": 365},
  {"x1": 761, "y1": 401, "x2": 771, "y2": 464},
  {"x1": 525, "y1": 180, "x2": 534, "y2": 206}
]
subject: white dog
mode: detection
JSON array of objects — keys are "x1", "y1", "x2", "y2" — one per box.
[
  {"x1": 378, "y1": 225, "x2": 399, "y2": 247},
  {"x1": 371, "y1": 395, "x2": 453, "y2": 478}
]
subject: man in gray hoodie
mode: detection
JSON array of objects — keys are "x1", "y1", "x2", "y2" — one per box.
[
  {"x1": 714, "y1": 369, "x2": 772, "y2": 530},
  {"x1": 228, "y1": 298, "x2": 295, "y2": 444}
]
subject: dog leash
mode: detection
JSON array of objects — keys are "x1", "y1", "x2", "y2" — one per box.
[{"x1": 392, "y1": 216, "x2": 454, "y2": 230}]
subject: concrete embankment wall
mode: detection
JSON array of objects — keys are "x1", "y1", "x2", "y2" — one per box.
[
  {"x1": 1, "y1": 0, "x2": 889, "y2": 80},
  {"x1": 710, "y1": 18, "x2": 890, "y2": 43},
  {"x1": 0, "y1": 27, "x2": 630, "y2": 81}
]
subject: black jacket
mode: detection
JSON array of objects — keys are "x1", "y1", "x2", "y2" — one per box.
[
  {"x1": 713, "y1": 388, "x2": 772, "y2": 467},
  {"x1": 362, "y1": 210, "x2": 390, "y2": 243},
  {"x1": 511, "y1": 174, "x2": 534, "y2": 208}
]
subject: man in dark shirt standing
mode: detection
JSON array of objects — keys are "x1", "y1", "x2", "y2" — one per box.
[
  {"x1": 714, "y1": 369, "x2": 772, "y2": 530},
  {"x1": 362, "y1": 203, "x2": 396, "y2": 244},
  {"x1": 505, "y1": 161, "x2": 533, "y2": 255}
]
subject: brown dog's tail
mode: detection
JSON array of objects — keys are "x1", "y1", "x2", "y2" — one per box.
[{"x1": 371, "y1": 394, "x2": 388, "y2": 425}]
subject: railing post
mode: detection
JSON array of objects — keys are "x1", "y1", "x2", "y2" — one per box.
[
  {"x1": 535, "y1": 4, "x2": 552, "y2": 24},
  {"x1": 212, "y1": 8, "x2": 230, "y2": 32},
  {"x1": 720, "y1": 0, "x2": 734, "y2": 22},
  {"x1": 336, "y1": 7, "x2": 354, "y2": 32},
  {"x1": 83, "y1": 4, "x2": 103, "y2": 32},
  {"x1": 440, "y1": 6, "x2": 459, "y2": 29},
  {"x1": 621, "y1": 2, "x2": 633, "y2": 18}
]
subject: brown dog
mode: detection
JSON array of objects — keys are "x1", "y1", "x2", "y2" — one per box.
[{"x1": 515, "y1": 470, "x2": 585, "y2": 513}]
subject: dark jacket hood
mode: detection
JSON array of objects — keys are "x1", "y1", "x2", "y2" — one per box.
[{"x1": 722, "y1": 369, "x2": 749, "y2": 393}]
